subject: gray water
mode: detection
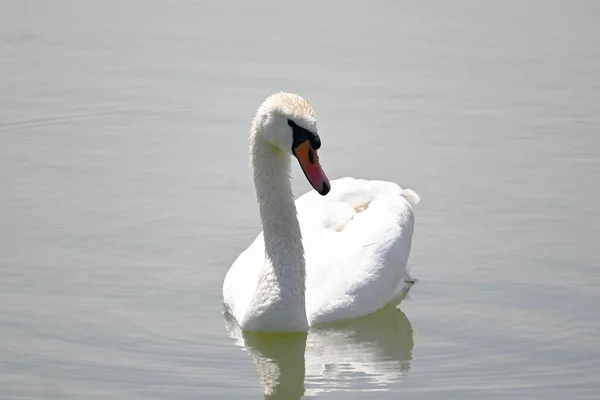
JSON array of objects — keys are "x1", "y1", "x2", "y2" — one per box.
[{"x1": 2, "y1": 0, "x2": 600, "y2": 399}]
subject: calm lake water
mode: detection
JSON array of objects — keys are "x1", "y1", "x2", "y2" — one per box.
[{"x1": 2, "y1": 0, "x2": 599, "y2": 399}]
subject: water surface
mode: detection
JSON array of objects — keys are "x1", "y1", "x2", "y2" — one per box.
[{"x1": 1, "y1": 0, "x2": 600, "y2": 399}]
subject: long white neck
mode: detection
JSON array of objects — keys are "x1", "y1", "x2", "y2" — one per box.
[{"x1": 241, "y1": 132, "x2": 308, "y2": 332}]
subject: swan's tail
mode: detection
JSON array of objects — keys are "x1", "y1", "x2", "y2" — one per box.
[{"x1": 400, "y1": 188, "x2": 420, "y2": 205}]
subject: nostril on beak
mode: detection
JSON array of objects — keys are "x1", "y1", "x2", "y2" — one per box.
[{"x1": 308, "y1": 149, "x2": 315, "y2": 164}]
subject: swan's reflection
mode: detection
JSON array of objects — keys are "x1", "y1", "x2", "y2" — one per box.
[{"x1": 224, "y1": 304, "x2": 414, "y2": 399}]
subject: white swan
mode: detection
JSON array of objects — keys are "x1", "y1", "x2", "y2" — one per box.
[{"x1": 223, "y1": 92, "x2": 420, "y2": 332}]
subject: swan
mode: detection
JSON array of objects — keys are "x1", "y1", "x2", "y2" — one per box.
[{"x1": 223, "y1": 92, "x2": 420, "y2": 332}]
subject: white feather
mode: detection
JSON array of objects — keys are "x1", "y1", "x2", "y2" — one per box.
[{"x1": 223, "y1": 93, "x2": 419, "y2": 332}]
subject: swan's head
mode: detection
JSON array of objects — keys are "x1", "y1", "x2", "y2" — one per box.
[{"x1": 252, "y1": 92, "x2": 330, "y2": 196}]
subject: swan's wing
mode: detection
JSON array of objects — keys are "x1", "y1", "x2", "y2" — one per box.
[
  {"x1": 296, "y1": 177, "x2": 419, "y2": 232},
  {"x1": 303, "y1": 182, "x2": 417, "y2": 325}
]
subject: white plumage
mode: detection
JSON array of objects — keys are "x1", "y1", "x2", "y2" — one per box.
[{"x1": 223, "y1": 93, "x2": 419, "y2": 332}]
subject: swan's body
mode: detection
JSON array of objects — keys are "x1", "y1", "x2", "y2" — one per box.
[{"x1": 223, "y1": 93, "x2": 419, "y2": 332}]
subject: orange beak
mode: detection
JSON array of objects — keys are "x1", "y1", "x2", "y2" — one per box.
[{"x1": 293, "y1": 140, "x2": 331, "y2": 195}]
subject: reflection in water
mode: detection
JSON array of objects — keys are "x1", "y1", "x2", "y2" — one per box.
[
  {"x1": 224, "y1": 304, "x2": 414, "y2": 399},
  {"x1": 241, "y1": 331, "x2": 308, "y2": 399}
]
